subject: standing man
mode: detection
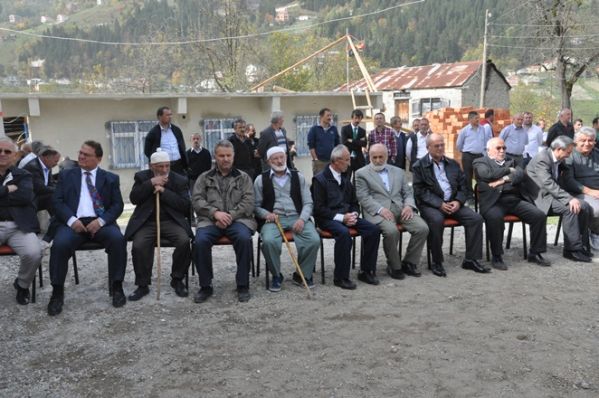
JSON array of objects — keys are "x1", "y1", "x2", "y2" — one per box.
[
  {"x1": 356, "y1": 144, "x2": 429, "y2": 279},
  {"x1": 480, "y1": 109, "x2": 495, "y2": 140},
  {"x1": 193, "y1": 140, "x2": 256, "y2": 303},
  {"x1": 254, "y1": 147, "x2": 320, "y2": 291},
  {"x1": 47, "y1": 141, "x2": 127, "y2": 316},
  {"x1": 406, "y1": 117, "x2": 432, "y2": 170},
  {"x1": 17, "y1": 141, "x2": 44, "y2": 169},
  {"x1": 312, "y1": 145, "x2": 380, "y2": 289},
  {"x1": 499, "y1": 113, "x2": 528, "y2": 167},
  {"x1": 473, "y1": 138, "x2": 550, "y2": 270},
  {"x1": 524, "y1": 135, "x2": 592, "y2": 262},
  {"x1": 592, "y1": 117, "x2": 599, "y2": 148},
  {"x1": 390, "y1": 116, "x2": 408, "y2": 170},
  {"x1": 144, "y1": 106, "x2": 188, "y2": 176},
  {"x1": 186, "y1": 133, "x2": 212, "y2": 188},
  {"x1": 523, "y1": 111, "x2": 544, "y2": 167},
  {"x1": 412, "y1": 119, "x2": 421, "y2": 135},
  {"x1": 368, "y1": 113, "x2": 397, "y2": 164},
  {"x1": 258, "y1": 111, "x2": 293, "y2": 171},
  {"x1": 412, "y1": 133, "x2": 489, "y2": 277},
  {"x1": 340, "y1": 109, "x2": 367, "y2": 175},
  {"x1": 308, "y1": 108, "x2": 339, "y2": 176},
  {"x1": 228, "y1": 118, "x2": 256, "y2": 180},
  {"x1": 124, "y1": 149, "x2": 193, "y2": 301},
  {"x1": 456, "y1": 111, "x2": 493, "y2": 204},
  {"x1": 0, "y1": 137, "x2": 42, "y2": 305},
  {"x1": 545, "y1": 108, "x2": 574, "y2": 147}
]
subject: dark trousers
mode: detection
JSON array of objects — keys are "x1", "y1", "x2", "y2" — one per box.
[
  {"x1": 317, "y1": 218, "x2": 380, "y2": 280},
  {"x1": 194, "y1": 222, "x2": 253, "y2": 288},
  {"x1": 483, "y1": 195, "x2": 547, "y2": 256},
  {"x1": 461, "y1": 152, "x2": 482, "y2": 200},
  {"x1": 49, "y1": 223, "x2": 127, "y2": 286},
  {"x1": 550, "y1": 199, "x2": 591, "y2": 252},
  {"x1": 131, "y1": 218, "x2": 191, "y2": 286},
  {"x1": 420, "y1": 204, "x2": 483, "y2": 264}
]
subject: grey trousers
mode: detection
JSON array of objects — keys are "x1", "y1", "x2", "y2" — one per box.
[
  {"x1": 0, "y1": 221, "x2": 42, "y2": 288},
  {"x1": 378, "y1": 213, "x2": 429, "y2": 270},
  {"x1": 577, "y1": 194, "x2": 599, "y2": 233}
]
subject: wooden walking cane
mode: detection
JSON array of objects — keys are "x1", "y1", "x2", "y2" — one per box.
[
  {"x1": 274, "y1": 217, "x2": 312, "y2": 299},
  {"x1": 155, "y1": 191, "x2": 162, "y2": 300}
]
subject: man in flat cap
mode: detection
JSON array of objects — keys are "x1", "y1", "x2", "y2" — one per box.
[{"x1": 125, "y1": 149, "x2": 193, "y2": 300}]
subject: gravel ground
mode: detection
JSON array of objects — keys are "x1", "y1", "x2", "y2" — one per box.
[{"x1": 1, "y1": 223, "x2": 598, "y2": 397}]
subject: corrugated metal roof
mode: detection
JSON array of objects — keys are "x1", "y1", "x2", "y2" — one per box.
[{"x1": 338, "y1": 61, "x2": 482, "y2": 91}]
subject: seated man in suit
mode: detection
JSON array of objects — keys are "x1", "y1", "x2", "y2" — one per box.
[
  {"x1": 254, "y1": 147, "x2": 320, "y2": 291},
  {"x1": 340, "y1": 109, "x2": 367, "y2": 176},
  {"x1": 473, "y1": 137, "x2": 550, "y2": 270},
  {"x1": 525, "y1": 135, "x2": 592, "y2": 262},
  {"x1": 312, "y1": 145, "x2": 380, "y2": 289},
  {"x1": 47, "y1": 140, "x2": 127, "y2": 316},
  {"x1": 0, "y1": 137, "x2": 42, "y2": 305},
  {"x1": 23, "y1": 145, "x2": 60, "y2": 215},
  {"x1": 412, "y1": 133, "x2": 490, "y2": 277},
  {"x1": 356, "y1": 144, "x2": 429, "y2": 279},
  {"x1": 125, "y1": 149, "x2": 193, "y2": 301},
  {"x1": 192, "y1": 140, "x2": 256, "y2": 303}
]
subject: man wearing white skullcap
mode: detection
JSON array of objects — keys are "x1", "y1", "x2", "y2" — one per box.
[
  {"x1": 254, "y1": 146, "x2": 320, "y2": 291},
  {"x1": 124, "y1": 148, "x2": 193, "y2": 301}
]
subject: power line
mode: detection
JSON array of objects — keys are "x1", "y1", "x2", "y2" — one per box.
[
  {"x1": 0, "y1": 0, "x2": 425, "y2": 47},
  {"x1": 490, "y1": 32, "x2": 599, "y2": 39},
  {"x1": 488, "y1": 43, "x2": 599, "y2": 51}
]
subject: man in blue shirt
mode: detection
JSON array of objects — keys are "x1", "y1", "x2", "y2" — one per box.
[
  {"x1": 308, "y1": 108, "x2": 339, "y2": 176},
  {"x1": 457, "y1": 111, "x2": 492, "y2": 204}
]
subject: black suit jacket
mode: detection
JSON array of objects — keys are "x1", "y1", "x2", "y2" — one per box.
[
  {"x1": 340, "y1": 124, "x2": 367, "y2": 169},
  {"x1": 23, "y1": 157, "x2": 55, "y2": 212},
  {"x1": 412, "y1": 155, "x2": 467, "y2": 209},
  {"x1": 473, "y1": 156, "x2": 525, "y2": 215},
  {"x1": 257, "y1": 126, "x2": 294, "y2": 169},
  {"x1": 312, "y1": 166, "x2": 359, "y2": 223},
  {"x1": 0, "y1": 167, "x2": 39, "y2": 233},
  {"x1": 124, "y1": 170, "x2": 192, "y2": 240},
  {"x1": 144, "y1": 123, "x2": 188, "y2": 169}
]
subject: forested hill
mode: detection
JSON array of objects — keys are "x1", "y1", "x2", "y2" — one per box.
[{"x1": 1, "y1": 0, "x2": 524, "y2": 92}]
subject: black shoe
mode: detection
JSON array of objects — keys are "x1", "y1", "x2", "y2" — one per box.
[
  {"x1": 357, "y1": 271, "x2": 380, "y2": 285},
  {"x1": 401, "y1": 261, "x2": 421, "y2": 277},
  {"x1": 491, "y1": 255, "x2": 508, "y2": 271},
  {"x1": 528, "y1": 252, "x2": 551, "y2": 267},
  {"x1": 462, "y1": 259, "x2": 492, "y2": 273},
  {"x1": 581, "y1": 247, "x2": 593, "y2": 258},
  {"x1": 47, "y1": 292, "x2": 64, "y2": 316},
  {"x1": 429, "y1": 262, "x2": 446, "y2": 277},
  {"x1": 292, "y1": 272, "x2": 315, "y2": 289},
  {"x1": 386, "y1": 266, "x2": 405, "y2": 280},
  {"x1": 237, "y1": 286, "x2": 251, "y2": 302},
  {"x1": 170, "y1": 278, "x2": 189, "y2": 298},
  {"x1": 128, "y1": 286, "x2": 149, "y2": 301},
  {"x1": 563, "y1": 250, "x2": 592, "y2": 263},
  {"x1": 112, "y1": 284, "x2": 127, "y2": 308},
  {"x1": 194, "y1": 286, "x2": 213, "y2": 303},
  {"x1": 13, "y1": 279, "x2": 30, "y2": 305},
  {"x1": 333, "y1": 278, "x2": 357, "y2": 290}
]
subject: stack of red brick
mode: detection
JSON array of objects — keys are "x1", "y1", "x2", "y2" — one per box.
[{"x1": 424, "y1": 107, "x2": 511, "y2": 161}]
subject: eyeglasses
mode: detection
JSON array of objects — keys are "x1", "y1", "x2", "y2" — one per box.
[
  {"x1": 0, "y1": 149, "x2": 13, "y2": 155},
  {"x1": 495, "y1": 146, "x2": 507, "y2": 151}
]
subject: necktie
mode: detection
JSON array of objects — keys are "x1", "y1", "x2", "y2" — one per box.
[
  {"x1": 85, "y1": 171, "x2": 105, "y2": 217},
  {"x1": 353, "y1": 126, "x2": 358, "y2": 140}
]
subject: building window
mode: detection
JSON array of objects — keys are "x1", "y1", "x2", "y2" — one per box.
[
  {"x1": 108, "y1": 120, "x2": 155, "y2": 169},
  {"x1": 294, "y1": 114, "x2": 338, "y2": 158},
  {"x1": 412, "y1": 98, "x2": 450, "y2": 116},
  {"x1": 203, "y1": 117, "x2": 239, "y2": 154}
]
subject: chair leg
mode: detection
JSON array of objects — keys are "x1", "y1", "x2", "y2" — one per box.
[
  {"x1": 256, "y1": 237, "x2": 262, "y2": 278},
  {"x1": 426, "y1": 239, "x2": 431, "y2": 268},
  {"x1": 506, "y1": 222, "x2": 514, "y2": 249},
  {"x1": 72, "y1": 252, "x2": 80, "y2": 285},
  {"x1": 398, "y1": 231, "x2": 403, "y2": 261},
  {"x1": 38, "y1": 263, "x2": 43, "y2": 287},
  {"x1": 351, "y1": 236, "x2": 356, "y2": 269},
  {"x1": 320, "y1": 238, "x2": 326, "y2": 285},
  {"x1": 31, "y1": 275, "x2": 36, "y2": 304},
  {"x1": 486, "y1": 238, "x2": 490, "y2": 261},
  {"x1": 449, "y1": 227, "x2": 455, "y2": 255},
  {"x1": 522, "y1": 222, "x2": 528, "y2": 259},
  {"x1": 554, "y1": 215, "x2": 562, "y2": 246},
  {"x1": 108, "y1": 259, "x2": 113, "y2": 296}
]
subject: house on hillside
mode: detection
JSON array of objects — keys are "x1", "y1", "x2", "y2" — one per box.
[
  {"x1": 338, "y1": 60, "x2": 511, "y2": 124},
  {"x1": 275, "y1": 2, "x2": 301, "y2": 22}
]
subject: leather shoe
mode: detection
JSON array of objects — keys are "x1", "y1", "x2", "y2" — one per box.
[
  {"x1": 491, "y1": 256, "x2": 508, "y2": 271},
  {"x1": 429, "y1": 262, "x2": 446, "y2": 277},
  {"x1": 194, "y1": 286, "x2": 213, "y2": 303},
  {"x1": 563, "y1": 250, "x2": 592, "y2": 263},
  {"x1": 401, "y1": 261, "x2": 421, "y2": 277},
  {"x1": 462, "y1": 259, "x2": 491, "y2": 273},
  {"x1": 112, "y1": 286, "x2": 127, "y2": 308},
  {"x1": 128, "y1": 286, "x2": 149, "y2": 301},
  {"x1": 170, "y1": 278, "x2": 189, "y2": 298},
  {"x1": 333, "y1": 278, "x2": 357, "y2": 290},
  {"x1": 357, "y1": 271, "x2": 380, "y2": 285},
  {"x1": 237, "y1": 286, "x2": 251, "y2": 302},
  {"x1": 581, "y1": 247, "x2": 593, "y2": 258},
  {"x1": 528, "y1": 252, "x2": 551, "y2": 267},
  {"x1": 386, "y1": 266, "x2": 405, "y2": 280},
  {"x1": 47, "y1": 293, "x2": 64, "y2": 316},
  {"x1": 13, "y1": 279, "x2": 30, "y2": 305}
]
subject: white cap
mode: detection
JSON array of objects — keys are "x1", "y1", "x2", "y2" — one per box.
[
  {"x1": 266, "y1": 146, "x2": 285, "y2": 160},
  {"x1": 150, "y1": 148, "x2": 170, "y2": 164}
]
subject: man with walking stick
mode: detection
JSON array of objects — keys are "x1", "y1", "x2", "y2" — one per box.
[
  {"x1": 124, "y1": 149, "x2": 193, "y2": 301},
  {"x1": 254, "y1": 147, "x2": 320, "y2": 292}
]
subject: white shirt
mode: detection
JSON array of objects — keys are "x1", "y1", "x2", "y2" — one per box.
[
  {"x1": 430, "y1": 155, "x2": 452, "y2": 201},
  {"x1": 160, "y1": 125, "x2": 181, "y2": 161},
  {"x1": 67, "y1": 168, "x2": 105, "y2": 227},
  {"x1": 329, "y1": 166, "x2": 347, "y2": 222},
  {"x1": 523, "y1": 124, "x2": 544, "y2": 158},
  {"x1": 37, "y1": 158, "x2": 49, "y2": 185},
  {"x1": 406, "y1": 131, "x2": 429, "y2": 162}
]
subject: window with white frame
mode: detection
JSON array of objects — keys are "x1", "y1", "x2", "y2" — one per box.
[
  {"x1": 108, "y1": 120, "x2": 155, "y2": 169},
  {"x1": 294, "y1": 114, "x2": 338, "y2": 157},
  {"x1": 412, "y1": 98, "x2": 450, "y2": 117},
  {"x1": 203, "y1": 117, "x2": 239, "y2": 154}
]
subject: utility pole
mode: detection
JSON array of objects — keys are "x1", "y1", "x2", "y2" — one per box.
[{"x1": 479, "y1": 9, "x2": 490, "y2": 108}]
